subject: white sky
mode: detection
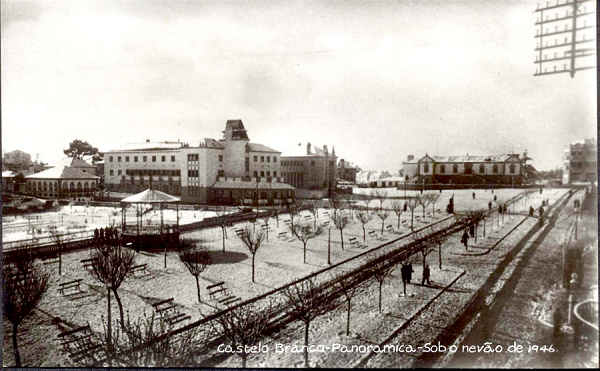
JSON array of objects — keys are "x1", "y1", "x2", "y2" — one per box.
[{"x1": 1, "y1": 0, "x2": 597, "y2": 171}]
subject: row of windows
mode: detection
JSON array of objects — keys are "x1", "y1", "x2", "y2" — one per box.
[
  {"x1": 109, "y1": 169, "x2": 181, "y2": 176},
  {"x1": 109, "y1": 154, "x2": 176, "y2": 163},
  {"x1": 187, "y1": 154, "x2": 224, "y2": 162},
  {"x1": 253, "y1": 155, "x2": 278, "y2": 163},
  {"x1": 252, "y1": 170, "x2": 277, "y2": 177},
  {"x1": 422, "y1": 163, "x2": 517, "y2": 174},
  {"x1": 214, "y1": 189, "x2": 293, "y2": 198},
  {"x1": 27, "y1": 181, "x2": 96, "y2": 191},
  {"x1": 281, "y1": 160, "x2": 313, "y2": 167},
  {"x1": 121, "y1": 176, "x2": 180, "y2": 185}
]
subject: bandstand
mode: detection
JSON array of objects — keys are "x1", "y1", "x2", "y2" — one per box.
[{"x1": 119, "y1": 189, "x2": 181, "y2": 249}]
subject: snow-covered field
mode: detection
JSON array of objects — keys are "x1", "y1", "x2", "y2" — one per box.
[
  {"x1": 2, "y1": 205, "x2": 223, "y2": 244},
  {"x1": 2, "y1": 188, "x2": 570, "y2": 367}
]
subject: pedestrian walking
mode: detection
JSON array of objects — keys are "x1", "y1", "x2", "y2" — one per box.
[
  {"x1": 461, "y1": 228, "x2": 469, "y2": 251},
  {"x1": 472, "y1": 191, "x2": 476, "y2": 200},
  {"x1": 407, "y1": 263, "x2": 414, "y2": 284},
  {"x1": 469, "y1": 223, "x2": 475, "y2": 238},
  {"x1": 488, "y1": 201, "x2": 492, "y2": 210},
  {"x1": 400, "y1": 264, "x2": 408, "y2": 296},
  {"x1": 422, "y1": 264, "x2": 431, "y2": 285},
  {"x1": 529, "y1": 206, "x2": 534, "y2": 217}
]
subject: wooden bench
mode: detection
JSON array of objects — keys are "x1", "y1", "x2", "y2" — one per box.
[
  {"x1": 166, "y1": 312, "x2": 191, "y2": 326},
  {"x1": 152, "y1": 298, "x2": 176, "y2": 314},
  {"x1": 368, "y1": 230, "x2": 378, "y2": 238},
  {"x1": 277, "y1": 231, "x2": 294, "y2": 242},
  {"x1": 208, "y1": 282, "x2": 229, "y2": 300},
  {"x1": 80, "y1": 258, "x2": 96, "y2": 270},
  {"x1": 221, "y1": 296, "x2": 242, "y2": 306},
  {"x1": 129, "y1": 264, "x2": 148, "y2": 276},
  {"x1": 58, "y1": 325, "x2": 91, "y2": 339},
  {"x1": 58, "y1": 279, "x2": 83, "y2": 295},
  {"x1": 385, "y1": 225, "x2": 394, "y2": 232}
]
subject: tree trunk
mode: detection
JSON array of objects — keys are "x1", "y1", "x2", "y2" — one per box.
[
  {"x1": 381, "y1": 220, "x2": 384, "y2": 235},
  {"x1": 195, "y1": 276, "x2": 201, "y2": 303},
  {"x1": 483, "y1": 217, "x2": 486, "y2": 237},
  {"x1": 12, "y1": 322, "x2": 21, "y2": 367},
  {"x1": 397, "y1": 215, "x2": 400, "y2": 230},
  {"x1": 304, "y1": 322, "x2": 310, "y2": 367},
  {"x1": 112, "y1": 288, "x2": 126, "y2": 328},
  {"x1": 432, "y1": 203, "x2": 435, "y2": 217},
  {"x1": 378, "y1": 281, "x2": 383, "y2": 312},
  {"x1": 222, "y1": 227, "x2": 226, "y2": 252},
  {"x1": 164, "y1": 245, "x2": 167, "y2": 269},
  {"x1": 438, "y1": 242, "x2": 442, "y2": 269},
  {"x1": 107, "y1": 287, "x2": 112, "y2": 346},
  {"x1": 339, "y1": 228, "x2": 344, "y2": 250},
  {"x1": 362, "y1": 225, "x2": 366, "y2": 242},
  {"x1": 402, "y1": 279, "x2": 406, "y2": 296},
  {"x1": 59, "y1": 246, "x2": 62, "y2": 275},
  {"x1": 346, "y1": 300, "x2": 351, "y2": 336},
  {"x1": 303, "y1": 241, "x2": 307, "y2": 264},
  {"x1": 411, "y1": 211, "x2": 414, "y2": 230},
  {"x1": 252, "y1": 254, "x2": 256, "y2": 283},
  {"x1": 327, "y1": 227, "x2": 331, "y2": 265}
]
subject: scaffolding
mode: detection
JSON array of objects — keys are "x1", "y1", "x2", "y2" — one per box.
[{"x1": 534, "y1": 0, "x2": 596, "y2": 78}]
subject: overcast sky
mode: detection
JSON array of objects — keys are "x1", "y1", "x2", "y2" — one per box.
[{"x1": 1, "y1": 0, "x2": 596, "y2": 171}]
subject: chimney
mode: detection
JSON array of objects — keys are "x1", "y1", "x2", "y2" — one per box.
[
  {"x1": 407, "y1": 154, "x2": 414, "y2": 161},
  {"x1": 324, "y1": 145, "x2": 328, "y2": 155},
  {"x1": 307, "y1": 142, "x2": 311, "y2": 155},
  {"x1": 146, "y1": 139, "x2": 150, "y2": 143}
]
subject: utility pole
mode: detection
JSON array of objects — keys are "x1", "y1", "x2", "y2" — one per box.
[{"x1": 534, "y1": 0, "x2": 596, "y2": 78}]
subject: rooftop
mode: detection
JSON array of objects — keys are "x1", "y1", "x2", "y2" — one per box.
[
  {"x1": 25, "y1": 165, "x2": 99, "y2": 180},
  {"x1": 247, "y1": 143, "x2": 280, "y2": 153}
]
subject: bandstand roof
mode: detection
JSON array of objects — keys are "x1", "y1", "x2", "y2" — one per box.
[{"x1": 120, "y1": 188, "x2": 181, "y2": 203}]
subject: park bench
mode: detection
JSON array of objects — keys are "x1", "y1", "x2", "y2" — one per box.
[
  {"x1": 129, "y1": 264, "x2": 148, "y2": 277},
  {"x1": 221, "y1": 296, "x2": 242, "y2": 306},
  {"x1": 80, "y1": 258, "x2": 96, "y2": 270},
  {"x1": 58, "y1": 279, "x2": 83, "y2": 295},
  {"x1": 166, "y1": 312, "x2": 191, "y2": 326},
  {"x1": 207, "y1": 282, "x2": 229, "y2": 300},
  {"x1": 152, "y1": 298, "x2": 176, "y2": 315},
  {"x1": 368, "y1": 230, "x2": 378, "y2": 238},
  {"x1": 277, "y1": 231, "x2": 295, "y2": 242},
  {"x1": 348, "y1": 237, "x2": 364, "y2": 249},
  {"x1": 385, "y1": 225, "x2": 394, "y2": 233},
  {"x1": 57, "y1": 325, "x2": 101, "y2": 363}
]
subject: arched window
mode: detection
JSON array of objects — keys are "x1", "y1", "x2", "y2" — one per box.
[
  {"x1": 423, "y1": 163, "x2": 429, "y2": 173},
  {"x1": 440, "y1": 164, "x2": 446, "y2": 173},
  {"x1": 453, "y1": 164, "x2": 458, "y2": 173},
  {"x1": 70, "y1": 182, "x2": 75, "y2": 190},
  {"x1": 77, "y1": 182, "x2": 82, "y2": 189},
  {"x1": 479, "y1": 164, "x2": 485, "y2": 174},
  {"x1": 509, "y1": 164, "x2": 516, "y2": 174},
  {"x1": 492, "y1": 164, "x2": 498, "y2": 174},
  {"x1": 84, "y1": 182, "x2": 89, "y2": 190}
]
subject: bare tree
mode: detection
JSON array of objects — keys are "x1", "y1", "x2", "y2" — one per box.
[
  {"x1": 335, "y1": 274, "x2": 363, "y2": 336},
  {"x1": 370, "y1": 257, "x2": 395, "y2": 313},
  {"x1": 291, "y1": 221, "x2": 319, "y2": 264},
  {"x1": 419, "y1": 193, "x2": 431, "y2": 218},
  {"x1": 429, "y1": 233, "x2": 448, "y2": 270},
  {"x1": 428, "y1": 193, "x2": 441, "y2": 217},
  {"x1": 284, "y1": 278, "x2": 335, "y2": 367},
  {"x1": 356, "y1": 210, "x2": 371, "y2": 242},
  {"x1": 215, "y1": 207, "x2": 230, "y2": 252},
  {"x1": 306, "y1": 200, "x2": 320, "y2": 229},
  {"x1": 89, "y1": 234, "x2": 136, "y2": 329},
  {"x1": 238, "y1": 223, "x2": 266, "y2": 283},
  {"x1": 406, "y1": 197, "x2": 420, "y2": 230},
  {"x1": 213, "y1": 302, "x2": 274, "y2": 367},
  {"x1": 391, "y1": 201, "x2": 404, "y2": 230},
  {"x1": 260, "y1": 210, "x2": 271, "y2": 241},
  {"x1": 287, "y1": 200, "x2": 304, "y2": 232},
  {"x1": 178, "y1": 246, "x2": 211, "y2": 303},
  {"x1": 332, "y1": 211, "x2": 350, "y2": 251},
  {"x1": 375, "y1": 205, "x2": 389, "y2": 236},
  {"x1": 100, "y1": 311, "x2": 205, "y2": 366},
  {"x1": 328, "y1": 195, "x2": 343, "y2": 221},
  {"x1": 3, "y1": 252, "x2": 49, "y2": 367}
]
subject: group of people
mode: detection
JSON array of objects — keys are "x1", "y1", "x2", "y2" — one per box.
[
  {"x1": 93, "y1": 226, "x2": 120, "y2": 241},
  {"x1": 400, "y1": 261, "x2": 432, "y2": 296}
]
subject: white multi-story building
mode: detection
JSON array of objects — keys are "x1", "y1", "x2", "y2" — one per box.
[
  {"x1": 104, "y1": 120, "x2": 294, "y2": 204},
  {"x1": 563, "y1": 138, "x2": 597, "y2": 184}
]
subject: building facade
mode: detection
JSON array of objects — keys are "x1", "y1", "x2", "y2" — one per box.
[
  {"x1": 563, "y1": 138, "x2": 597, "y2": 184},
  {"x1": 104, "y1": 120, "x2": 293, "y2": 204},
  {"x1": 337, "y1": 159, "x2": 359, "y2": 183},
  {"x1": 402, "y1": 153, "x2": 533, "y2": 185},
  {"x1": 280, "y1": 142, "x2": 337, "y2": 198},
  {"x1": 24, "y1": 164, "x2": 99, "y2": 200}
]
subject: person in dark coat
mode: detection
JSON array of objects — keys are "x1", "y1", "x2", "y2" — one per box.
[
  {"x1": 461, "y1": 228, "x2": 469, "y2": 250},
  {"x1": 488, "y1": 201, "x2": 492, "y2": 211},
  {"x1": 469, "y1": 223, "x2": 475, "y2": 238},
  {"x1": 422, "y1": 264, "x2": 431, "y2": 285},
  {"x1": 493, "y1": 195, "x2": 497, "y2": 202},
  {"x1": 400, "y1": 264, "x2": 408, "y2": 296},
  {"x1": 407, "y1": 263, "x2": 414, "y2": 283},
  {"x1": 472, "y1": 192, "x2": 476, "y2": 200},
  {"x1": 94, "y1": 228, "x2": 99, "y2": 240},
  {"x1": 529, "y1": 206, "x2": 534, "y2": 217}
]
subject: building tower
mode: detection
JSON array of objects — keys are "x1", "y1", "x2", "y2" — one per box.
[{"x1": 222, "y1": 119, "x2": 249, "y2": 177}]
